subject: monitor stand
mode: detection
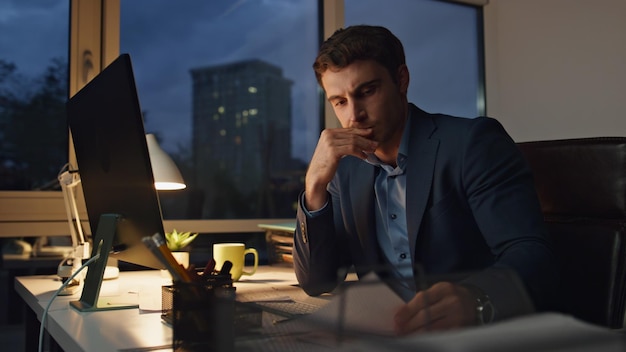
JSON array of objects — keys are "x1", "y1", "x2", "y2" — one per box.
[{"x1": 70, "y1": 213, "x2": 139, "y2": 312}]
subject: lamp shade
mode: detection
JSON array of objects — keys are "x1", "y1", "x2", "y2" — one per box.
[{"x1": 146, "y1": 134, "x2": 186, "y2": 190}]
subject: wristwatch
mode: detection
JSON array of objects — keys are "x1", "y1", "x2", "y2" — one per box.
[{"x1": 474, "y1": 291, "x2": 495, "y2": 325}]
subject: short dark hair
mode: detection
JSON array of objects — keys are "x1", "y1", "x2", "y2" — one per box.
[{"x1": 313, "y1": 25, "x2": 406, "y2": 85}]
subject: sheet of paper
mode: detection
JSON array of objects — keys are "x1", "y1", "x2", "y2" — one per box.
[
  {"x1": 344, "y1": 312, "x2": 626, "y2": 352},
  {"x1": 303, "y1": 272, "x2": 405, "y2": 336}
]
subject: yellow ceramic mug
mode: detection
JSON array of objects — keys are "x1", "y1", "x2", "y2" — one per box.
[{"x1": 213, "y1": 243, "x2": 258, "y2": 281}]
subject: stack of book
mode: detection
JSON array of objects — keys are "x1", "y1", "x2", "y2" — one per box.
[{"x1": 258, "y1": 222, "x2": 296, "y2": 264}]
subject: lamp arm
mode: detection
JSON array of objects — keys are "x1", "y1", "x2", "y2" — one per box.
[{"x1": 58, "y1": 170, "x2": 90, "y2": 259}]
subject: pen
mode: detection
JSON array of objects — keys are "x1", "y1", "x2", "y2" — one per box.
[
  {"x1": 141, "y1": 236, "x2": 184, "y2": 281},
  {"x1": 219, "y1": 260, "x2": 233, "y2": 276},
  {"x1": 202, "y1": 258, "x2": 216, "y2": 276},
  {"x1": 154, "y1": 234, "x2": 194, "y2": 283},
  {"x1": 144, "y1": 233, "x2": 193, "y2": 283}
]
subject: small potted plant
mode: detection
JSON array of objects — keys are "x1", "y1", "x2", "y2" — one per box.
[{"x1": 164, "y1": 229, "x2": 198, "y2": 270}]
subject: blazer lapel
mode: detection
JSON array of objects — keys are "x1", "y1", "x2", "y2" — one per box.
[{"x1": 406, "y1": 106, "x2": 439, "y2": 262}]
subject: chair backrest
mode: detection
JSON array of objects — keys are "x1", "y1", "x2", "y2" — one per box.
[{"x1": 518, "y1": 137, "x2": 626, "y2": 329}]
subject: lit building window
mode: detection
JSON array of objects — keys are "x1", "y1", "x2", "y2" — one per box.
[
  {"x1": 248, "y1": 86, "x2": 258, "y2": 94},
  {"x1": 220, "y1": 129, "x2": 227, "y2": 136}
]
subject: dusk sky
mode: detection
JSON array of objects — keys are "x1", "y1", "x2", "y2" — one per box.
[{"x1": 1, "y1": 0, "x2": 480, "y2": 163}]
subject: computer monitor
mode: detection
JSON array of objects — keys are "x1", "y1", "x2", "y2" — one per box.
[{"x1": 67, "y1": 53, "x2": 166, "y2": 311}]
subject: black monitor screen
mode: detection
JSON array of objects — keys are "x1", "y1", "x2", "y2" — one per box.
[{"x1": 67, "y1": 53, "x2": 165, "y2": 270}]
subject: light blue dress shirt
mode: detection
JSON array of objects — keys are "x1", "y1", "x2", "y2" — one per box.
[{"x1": 364, "y1": 116, "x2": 415, "y2": 301}]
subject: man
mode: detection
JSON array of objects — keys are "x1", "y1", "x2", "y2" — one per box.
[{"x1": 293, "y1": 25, "x2": 557, "y2": 335}]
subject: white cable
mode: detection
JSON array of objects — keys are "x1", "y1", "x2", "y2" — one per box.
[{"x1": 38, "y1": 241, "x2": 102, "y2": 352}]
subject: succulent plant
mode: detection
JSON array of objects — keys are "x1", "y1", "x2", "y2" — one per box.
[{"x1": 165, "y1": 229, "x2": 198, "y2": 251}]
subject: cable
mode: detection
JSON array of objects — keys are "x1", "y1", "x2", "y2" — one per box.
[{"x1": 38, "y1": 241, "x2": 102, "y2": 352}]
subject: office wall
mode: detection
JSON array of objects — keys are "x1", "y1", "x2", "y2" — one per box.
[{"x1": 483, "y1": 0, "x2": 626, "y2": 142}]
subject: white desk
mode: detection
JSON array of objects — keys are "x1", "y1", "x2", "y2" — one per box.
[
  {"x1": 15, "y1": 266, "x2": 626, "y2": 352},
  {"x1": 17, "y1": 270, "x2": 171, "y2": 351},
  {"x1": 15, "y1": 265, "x2": 308, "y2": 352}
]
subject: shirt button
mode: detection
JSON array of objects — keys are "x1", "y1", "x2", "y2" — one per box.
[
  {"x1": 390, "y1": 214, "x2": 397, "y2": 220},
  {"x1": 400, "y1": 253, "x2": 407, "y2": 259}
]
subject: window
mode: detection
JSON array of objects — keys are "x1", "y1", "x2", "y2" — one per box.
[
  {"x1": 0, "y1": 0, "x2": 485, "y2": 237},
  {"x1": 345, "y1": 0, "x2": 484, "y2": 118},
  {"x1": 119, "y1": 0, "x2": 320, "y2": 221},
  {"x1": 0, "y1": 0, "x2": 69, "y2": 190}
]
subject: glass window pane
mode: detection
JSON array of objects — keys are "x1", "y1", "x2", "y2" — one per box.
[
  {"x1": 345, "y1": 0, "x2": 483, "y2": 118},
  {"x1": 0, "y1": 0, "x2": 69, "y2": 190},
  {"x1": 120, "y1": 1, "x2": 319, "y2": 220}
]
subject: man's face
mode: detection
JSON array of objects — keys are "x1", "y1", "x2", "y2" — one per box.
[{"x1": 321, "y1": 60, "x2": 409, "y2": 146}]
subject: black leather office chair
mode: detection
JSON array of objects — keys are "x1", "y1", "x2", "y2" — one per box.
[{"x1": 518, "y1": 137, "x2": 626, "y2": 329}]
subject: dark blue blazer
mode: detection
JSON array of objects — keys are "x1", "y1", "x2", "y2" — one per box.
[{"x1": 294, "y1": 104, "x2": 557, "y2": 315}]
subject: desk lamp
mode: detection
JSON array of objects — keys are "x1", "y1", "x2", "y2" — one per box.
[
  {"x1": 57, "y1": 134, "x2": 186, "y2": 295},
  {"x1": 146, "y1": 133, "x2": 186, "y2": 190}
]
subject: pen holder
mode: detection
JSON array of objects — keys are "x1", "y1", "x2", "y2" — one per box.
[{"x1": 162, "y1": 275, "x2": 235, "y2": 352}]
